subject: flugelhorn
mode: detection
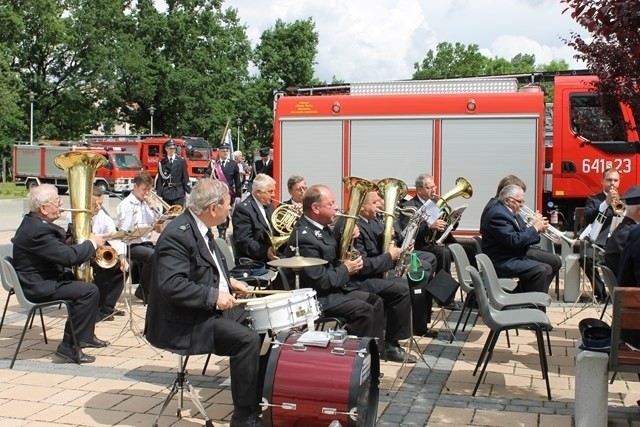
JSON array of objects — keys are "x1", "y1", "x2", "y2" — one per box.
[
  {"x1": 520, "y1": 205, "x2": 577, "y2": 246},
  {"x1": 610, "y1": 191, "x2": 626, "y2": 215}
]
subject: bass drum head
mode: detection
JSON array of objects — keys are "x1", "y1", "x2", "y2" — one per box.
[{"x1": 262, "y1": 330, "x2": 380, "y2": 427}]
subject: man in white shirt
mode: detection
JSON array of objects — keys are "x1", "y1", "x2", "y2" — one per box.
[{"x1": 117, "y1": 172, "x2": 162, "y2": 302}]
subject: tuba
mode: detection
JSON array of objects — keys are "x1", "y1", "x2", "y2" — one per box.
[
  {"x1": 338, "y1": 177, "x2": 378, "y2": 260},
  {"x1": 54, "y1": 152, "x2": 108, "y2": 281},
  {"x1": 377, "y1": 178, "x2": 408, "y2": 253},
  {"x1": 426, "y1": 177, "x2": 473, "y2": 244},
  {"x1": 268, "y1": 201, "x2": 302, "y2": 250}
]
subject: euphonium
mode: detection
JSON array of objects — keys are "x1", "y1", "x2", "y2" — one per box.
[
  {"x1": 268, "y1": 201, "x2": 302, "y2": 250},
  {"x1": 377, "y1": 178, "x2": 408, "y2": 253},
  {"x1": 426, "y1": 177, "x2": 473, "y2": 244},
  {"x1": 339, "y1": 177, "x2": 378, "y2": 260},
  {"x1": 54, "y1": 152, "x2": 108, "y2": 281}
]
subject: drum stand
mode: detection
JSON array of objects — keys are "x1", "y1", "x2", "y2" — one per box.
[
  {"x1": 559, "y1": 241, "x2": 602, "y2": 325},
  {"x1": 387, "y1": 310, "x2": 434, "y2": 395}
]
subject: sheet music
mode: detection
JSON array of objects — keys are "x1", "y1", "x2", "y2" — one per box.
[
  {"x1": 423, "y1": 200, "x2": 442, "y2": 226},
  {"x1": 579, "y1": 223, "x2": 592, "y2": 241},
  {"x1": 589, "y1": 220, "x2": 603, "y2": 241},
  {"x1": 436, "y1": 205, "x2": 467, "y2": 245}
]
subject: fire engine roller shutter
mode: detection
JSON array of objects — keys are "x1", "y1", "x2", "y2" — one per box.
[
  {"x1": 280, "y1": 120, "x2": 343, "y2": 203},
  {"x1": 440, "y1": 118, "x2": 539, "y2": 232},
  {"x1": 350, "y1": 119, "x2": 434, "y2": 191}
]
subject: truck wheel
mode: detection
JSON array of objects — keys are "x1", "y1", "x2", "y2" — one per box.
[
  {"x1": 55, "y1": 186, "x2": 68, "y2": 195},
  {"x1": 26, "y1": 180, "x2": 39, "y2": 190},
  {"x1": 95, "y1": 182, "x2": 109, "y2": 193}
]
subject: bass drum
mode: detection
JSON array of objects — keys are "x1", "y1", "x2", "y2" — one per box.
[{"x1": 262, "y1": 330, "x2": 380, "y2": 427}]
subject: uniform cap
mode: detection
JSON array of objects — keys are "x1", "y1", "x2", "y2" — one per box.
[
  {"x1": 164, "y1": 140, "x2": 177, "y2": 149},
  {"x1": 621, "y1": 185, "x2": 640, "y2": 206},
  {"x1": 259, "y1": 147, "x2": 270, "y2": 157},
  {"x1": 219, "y1": 143, "x2": 231, "y2": 150}
]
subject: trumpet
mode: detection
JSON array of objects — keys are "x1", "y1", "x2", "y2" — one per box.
[
  {"x1": 610, "y1": 191, "x2": 626, "y2": 215},
  {"x1": 95, "y1": 246, "x2": 118, "y2": 269},
  {"x1": 519, "y1": 205, "x2": 577, "y2": 247},
  {"x1": 61, "y1": 208, "x2": 92, "y2": 213}
]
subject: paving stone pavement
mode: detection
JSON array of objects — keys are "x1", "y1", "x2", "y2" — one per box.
[{"x1": 2, "y1": 202, "x2": 640, "y2": 425}]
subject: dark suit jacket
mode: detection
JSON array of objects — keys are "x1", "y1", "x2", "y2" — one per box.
[
  {"x1": 584, "y1": 193, "x2": 615, "y2": 244},
  {"x1": 145, "y1": 210, "x2": 232, "y2": 355},
  {"x1": 605, "y1": 217, "x2": 638, "y2": 275},
  {"x1": 249, "y1": 159, "x2": 272, "y2": 180},
  {"x1": 352, "y1": 217, "x2": 394, "y2": 280},
  {"x1": 284, "y1": 216, "x2": 351, "y2": 310},
  {"x1": 232, "y1": 195, "x2": 275, "y2": 262},
  {"x1": 11, "y1": 212, "x2": 96, "y2": 299},
  {"x1": 155, "y1": 156, "x2": 191, "y2": 200},
  {"x1": 205, "y1": 159, "x2": 241, "y2": 198},
  {"x1": 480, "y1": 202, "x2": 541, "y2": 276},
  {"x1": 616, "y1": 224, "x2": 640, "y2": 285}
]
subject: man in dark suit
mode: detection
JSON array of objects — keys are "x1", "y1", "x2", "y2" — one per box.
[
  {"x1": 145, "y1": 178, "x2": 263, "y2": 427},
  {"x1": 284, "y1": 185, "x2": 412, "y2": 363},
  {"x1": 605, "y1": 186, "x2": 640, "y2": 276},
  {"x1": 582, "y1": 167, "x2": 622, "y2": 299},
  {"x1": 232, "y1": 173, "x2": 278, "y2": 262},
  {"x1": 249, "y1": 147, "x2": 271, "y2": 184},
  {"x1": 11, "y1": 184, "x2": 109, "y2": 364},
  {"x1": 351, "y1": 188, "x2": 438, "y2": 338},
  {"x1": 155, "y1": 139, "x2": 191, "y2": 208},
  {"x1": 205, "y1": 143, "x2": 242, "y2": 238},
  {"x1": 398, "y1": 173, "x2": 476, "y2": 274},
  {"x1": 284, "y1": 175, "x2": 306, "y2": 206},
  {"x1": 481, "y1": 184, "x2": 553, "y2": 294}
]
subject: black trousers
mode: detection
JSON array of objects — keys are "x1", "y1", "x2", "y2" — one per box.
[
  {"x1": 323, "y1": 290, "x2": 385, "y2": 343},
  {"x1": 92, "y1": 262, "x2": 125, "y2": 316},
  {"x1": 32, "y1": 281, "x2": 99, "y2": 345},
  {"x1": 164, "y1": 196, "x2": 185, "y2": 208},
  {"x1": 513, "y1": 263, "x2": 553, "y2": 294},
  {"x1": 356, "y1": 278, "x2": 412, "y2": 342},
  {"x1": 527, "y1": 247, "x2": 562, "y2": 291},
  {"x1": 215, "y1": 307, "x2": 263, "y2": 413},
  {"x1": 130, "y1": 243, "x2": 154, "y2": 294}
]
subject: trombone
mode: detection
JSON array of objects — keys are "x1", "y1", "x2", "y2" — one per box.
[
  {"x1": 147, "y1": 190, "x2": 183, "y2": 217},
  {"x1": 520, "y1": 205, "x2": 577, "y2": 247}
]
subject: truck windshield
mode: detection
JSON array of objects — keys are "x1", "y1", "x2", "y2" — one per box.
[
  {"x1": 112, "y1": 153, "x2": 142, "y2": 170},
  {"x1": 570, "y1": 93, "x2": 627, "y2": 143},
  {"x1": 185, "y1": 147, "x2": 211, "y2": 161}
]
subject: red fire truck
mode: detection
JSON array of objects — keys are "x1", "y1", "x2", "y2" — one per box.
[
  {"x1": 13, "y1": 144, "x2": 142, "y2": 193},
  {"x1": 272, "y1": 75, "x2": 640, "y2": 232},
  {"x1": 83, "y1": 134, "x2": 212, "y2": 184}
]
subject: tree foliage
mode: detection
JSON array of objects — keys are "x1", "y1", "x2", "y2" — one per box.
[{"x1": 561, "y1": 0, "x2": 640, "y2": 112}]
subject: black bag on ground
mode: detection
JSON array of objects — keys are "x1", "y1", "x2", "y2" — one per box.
[
  {"x1": 406, "y1": 253, "x2": 432, "y2": 333},
  {"x1": 426, "y1": 270, "x2": 460, "y2": 306}
]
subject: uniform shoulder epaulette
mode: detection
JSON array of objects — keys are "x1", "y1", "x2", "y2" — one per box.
[{"x1": 178, "y1": 224, "x2": 191, "y2": 232}]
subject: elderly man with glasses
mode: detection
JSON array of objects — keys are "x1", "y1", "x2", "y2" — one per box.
[{"x1": 480, "y1": 184, "x2": 554, "y2": 294}]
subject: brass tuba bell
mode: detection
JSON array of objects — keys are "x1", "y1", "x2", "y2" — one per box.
[
  {"x1": 377, "y1": 178, "x2": 408, "y2": 253},
  {"x1": 338, "y1": 177, "x2": 378, "y2": 260}
]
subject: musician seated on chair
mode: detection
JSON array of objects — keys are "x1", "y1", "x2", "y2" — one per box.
[
  {"x1": 145, "y1": 178, "x2": 263, "y2": 427},
  {"x1": 11, "y1": 184, "x2": 109, "y2": 364},
  {"x1": 605, "y1": 186, "x2": 640, "y2": 276},
  {"x1": 580, "y1": 167, "x2": 622, "y2": 301},
  {"x1": 284, "y1": 184, "x2": 414, "y2": 363},
  {"x1": 284, "y1": 175, "x2": 306, "y2": 206},
  {"x1": 68, "y1": 186, "x2": 129, "y2": 322},
  {"x1": 155, "y1": 139, "x2": 191, "y2": 208},
  {"x1": 204, "y1": 142, "x2": 242, "y2": 239},
  {"x1": 117, "y1": 172, "x2": 162, "y2": 303},
  {"x1": 480, "y1": 184, "x2": 554, "y2": 295},
  {"x1": 232, "y1": 173, "x2": 279, "y2": 263},
  {"x1": 481, "y1": 175, "x2": 561, "y2": 289},
  {"x1": 345, "y1": 188, "x2": 438, "y2": 338},
  {"x1": 398, "y1": 173, "x2": 477, "y2": 276}
]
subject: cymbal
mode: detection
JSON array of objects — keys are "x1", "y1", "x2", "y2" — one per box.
[{"x1": 268, "y1": 255, "x2": 328, "y2": 269}]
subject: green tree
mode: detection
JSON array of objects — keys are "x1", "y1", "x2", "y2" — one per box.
[
  {"x1": 413, "y1": 42, "x2": 488, "y2": 79},
  {"x1": 0, "y1": 50, "x2": 25, "y2": 156}
]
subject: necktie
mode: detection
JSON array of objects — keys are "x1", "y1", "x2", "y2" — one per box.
[{"x1": 206, "y1": 230, "x2": 216, "y2": 253}]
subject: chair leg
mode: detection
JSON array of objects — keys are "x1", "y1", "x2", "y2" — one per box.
[
  {"x1": 505, "y1": 330, "x2": 511, "y2": 348},
  {"x1": 535, "y1": 327, "x2": 552, "y2": 400},
  {"x1": 474, "y1": 330, "x2": 498, "y2": 376},
  {"x1": 201, "y1": 354, "x2": 212, "y2": 376},
  {"x1": 0, "y1": 289, "x2": 13, "y2": 333},
  {"x1": 461, "y1": 294, "x2": 476, "y2": 332},
  {"x1": 451, "y1": 295, "x2": 472, "y2": 343},
  {"x1": 39, "y1": 309, "x2": 48, "y2": 344},
  {"x1": 473, "y1": 329, "x2": 501, "y2": 396},
  {"x1": 546, "y1": 330, "x2": 552, "y2": 356},
  {"x1": 555, "y1": 273, "x2": 560, "y2": 301},
  {"x1": 10, "y1": 309, "x2": 36, "y2": 369}
]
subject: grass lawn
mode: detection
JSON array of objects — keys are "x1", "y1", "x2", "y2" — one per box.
[{"x1": 0, "y1": 182, "x2": 27, "y2": 199}]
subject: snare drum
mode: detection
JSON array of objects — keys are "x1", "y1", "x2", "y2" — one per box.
[
  {"x1": 262, "y1": 330, "x2": 380, "y2": 427},
  {"x1": 244, "y1": 289, "x2": 320, "y2": 333}
]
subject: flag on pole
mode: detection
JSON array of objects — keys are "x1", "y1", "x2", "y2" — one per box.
[{"x1": 225, "y1": 128, "x2": 234, "y2": 154}]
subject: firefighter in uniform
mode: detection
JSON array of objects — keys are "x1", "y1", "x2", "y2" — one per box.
[{"x1": 155, "y1": 139, "x2": 191, "y2": 208}]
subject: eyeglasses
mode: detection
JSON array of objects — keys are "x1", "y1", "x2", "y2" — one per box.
[
  {"x1": 420, "y1": 185, "x2": 437, "y2": 190},
  {"x1": 509, "y1": 197, "x2": 525, "y2": 205},
  {"x1": 44, "y1": 198, "x2": 62, "y2": 207}
]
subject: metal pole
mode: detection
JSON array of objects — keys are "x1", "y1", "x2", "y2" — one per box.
[
  {"x1": 236, "y1": 118, "x2": 241, "y2": 151},
  {"x1": 149, "y1": 106, "x2": 155, "y2": 134},
  {"x1": 29, "y1": 92, "x2": 35, "y2": 145}
]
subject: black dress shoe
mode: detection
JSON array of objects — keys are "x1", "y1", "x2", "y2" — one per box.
[
  {"x1": 134, "y1": 286, "x2": 145, "y2": 301},
  {"x1": 415, "y1": 329, "x2": 438, "y2": 338},
  {"x1": 80, "y1": 336, "x2": 110, "y2": 348},
  {"x1": 230, "y1": 413, "x2": 263, "y2": 427},
  {"x1": 384, "y1": 344, "x2": 417, "y2": 364},
  {"x1": 55, "y1": 344, "x2": 96, "y2": 364},
  {"x1": 112, "y1": 309, "x2": 125, "y2": 316}
]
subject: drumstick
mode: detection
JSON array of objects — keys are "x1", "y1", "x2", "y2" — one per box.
[{"x1": 237, "y1": 289, "x2": 291, "y2": 295}]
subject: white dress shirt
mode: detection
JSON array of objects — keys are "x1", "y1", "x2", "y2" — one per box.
[
  {"x1": 191, "y1": 211, "x2": 230, "y2": 294},
  {"x1": 116, "y1": 193, "x2": 158, "y2": 244}
]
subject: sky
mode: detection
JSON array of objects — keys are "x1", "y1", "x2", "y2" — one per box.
[{"x1": 158, "y1": 0, "x2": 588, "y2": 82}]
